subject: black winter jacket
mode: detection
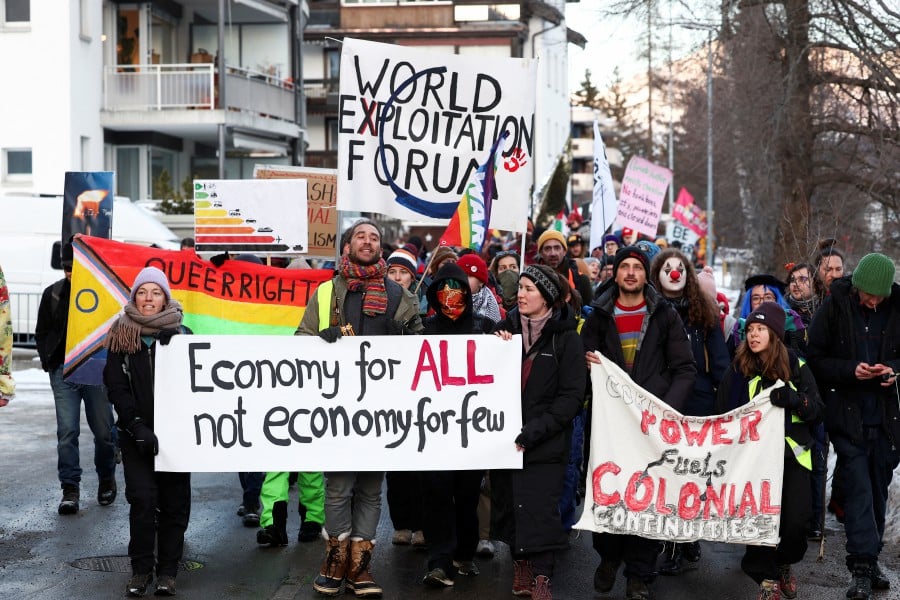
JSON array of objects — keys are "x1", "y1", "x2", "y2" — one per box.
[
  {"x1": 581, "y1": 283, "x2": 696, "y2": 411},
  {"x1": 34, "y1": 278, "x2": 69, "y2": 372},
  {"x1": 807, "y1": 276, "x2": 900, "y2": 445}
]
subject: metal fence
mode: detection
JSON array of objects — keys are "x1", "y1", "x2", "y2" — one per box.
[{"x1": 10, "y1": 292, "x2": 40, "y2": 348}]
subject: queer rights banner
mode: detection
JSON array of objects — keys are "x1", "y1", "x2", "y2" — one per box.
[
  {"x1": 574, "y1": 359, "x2": 786, "y2": 546},
  {"x1": 64, "y1": 235, "x2": 332, "y2": 385},
  {"x1": 153, "y1": 334, "x2": 523, "y2": 472},
  {"x1": 337, "y1": 38, "x2": 536, "y2": 232},
  {"x1": 616, "y1": 157, "x2": 672, "y2": 238}
]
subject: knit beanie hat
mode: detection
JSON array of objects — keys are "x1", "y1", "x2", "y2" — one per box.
[
  {"x1": 457, "y1": 254, "x2": 488, "y2": 285},
  {"x1": 387, "y1": 247, "x2": 418, "y2": 278},
  {"x1": 537, "y1": 229, "x2": 567, "y2": 252},
  {"x1": 521, "y1": 264, "x2": 563, "y2": 305},
  {"x1": 613, "y1": 246, "x2": 650, "y2": 277},
  {"x1": 131, "y1": 266, "x2": 171, "y2": 303},
  {"x1": 746, "y1": 301, "x2": 785, "y2": 340},
  {"x1": 602, "y1": 234, "x2": 621, "y2": 246},
  {"x1": 429, "y1": 246, "x2": 458, "y2": 275},
  {"x1": 852, "y1": 253, "x2": 895, "y2": 297}
]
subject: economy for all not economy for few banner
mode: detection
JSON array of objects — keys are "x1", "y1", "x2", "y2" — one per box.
[
  {"x1": 336, "y1": 38, "x2": 536, "y2": 233},
  {"x1": 574, "y1": 358, "x2": 786, "y2": 547},
  {"x1": 152, "y1": 334, "x2": 524, "y2": 472},
  {"x1": 64, "y1": 235, "x2": 332, "y2": 385}
]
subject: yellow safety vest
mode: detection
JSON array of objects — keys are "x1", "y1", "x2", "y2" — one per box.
[
  {"x1": 315, "y1": 280, "x2": 334, "y2": 332},
  {"x1": 749, "y1": 370, "x2": 812, "y2": 471}
]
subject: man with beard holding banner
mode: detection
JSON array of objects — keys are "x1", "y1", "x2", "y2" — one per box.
[
  {"x1": 296, "y1": 218, "x2": 422, "y2": 599},
  {"x1": 581, "y1": 246, "x2": 696, "y2": 600}
]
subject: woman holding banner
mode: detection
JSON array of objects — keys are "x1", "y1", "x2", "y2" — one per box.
[
  {"x1": 492, "y1": 265, "x2": 585, "y2": 600},
  {"x1": 104, "y1": 266, "x2": 191, "y2": 597},
  {"x1": 716, "y1": 302, "x2": 823, "y2": 600}
]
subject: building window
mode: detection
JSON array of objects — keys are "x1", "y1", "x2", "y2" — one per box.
[
  {"x1": 325, "y1": 118, "x2": 339, "y2": 151},
  {"x1": 79, "y1": 0, "x2": 90, "y2": 39},
  {"x1": 3, "y1": 148, "x2": 32, "y2": 182},
  {"x1": 2, "y1": 0, "x2": 29, "y2": 25}
]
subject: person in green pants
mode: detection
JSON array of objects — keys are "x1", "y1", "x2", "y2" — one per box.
[{"x1": 257, "y1": 471, "x2": 325, "y2": 545}]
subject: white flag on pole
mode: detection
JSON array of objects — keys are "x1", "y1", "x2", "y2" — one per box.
[{"x1": 589, "y1": 120, "x2": 618, "y2": 253}]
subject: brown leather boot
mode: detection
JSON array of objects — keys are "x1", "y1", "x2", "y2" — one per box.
[
  {"x1": 345, "y1": 539, "x2": 382, "y2": 598},
  {"x1": 312, "y1": 534, "x2": 349, "y2": 596}
]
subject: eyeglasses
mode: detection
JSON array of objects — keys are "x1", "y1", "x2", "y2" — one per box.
[
  {"x1": 751, "y1": 294, "x2": 776, "y2": 304},
  {"x1": 789, "y1": 276, "x2": 810, "y2": 285}
]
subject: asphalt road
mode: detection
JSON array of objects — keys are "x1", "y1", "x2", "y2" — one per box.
[{"x1": 2, "y1": 350, "x2": 898, "y2": 599}]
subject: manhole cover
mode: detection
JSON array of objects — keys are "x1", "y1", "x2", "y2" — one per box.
[{"x1": 70, "y1": 556, "x2": 203, "y2": 573}]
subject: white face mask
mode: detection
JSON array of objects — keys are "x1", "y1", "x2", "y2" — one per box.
[{"x1": 659, "y1": 257, "x2": 687, "y2": 294}]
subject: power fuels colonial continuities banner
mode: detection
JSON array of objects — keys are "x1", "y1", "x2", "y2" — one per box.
[
  {"x1": 337, "y1": 38, "x2": 536, "y2": 232},
  {"x1": 64, "y1": 235, "x2": 332, "y2": 385},
  {"x1": 153, "y1": 334, "x2": 523, "y2": 472},
  {"x1": 574, "y1": 358, "x2": 786, "y2": 547}
]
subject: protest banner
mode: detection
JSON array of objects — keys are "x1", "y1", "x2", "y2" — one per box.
[
  {"x1": 63, "y1": 171, "x2": 114, "y2": 243},
  {"x1": 336, "y1": 38, "x2": 536, "y2": 232},
  {"x1": 193, "y1": 179, "x2": 308, "y2": 253},
  {"x1": 64, "y1": 235, "x2": 332, "y2": 385},
  {"x1": 615, "y1": 157, "x2": 672, "y2": 238},
  {"x1": 253, "y1": 164, "x2": 338, "y2": 257},
  {"x1": 672, "y1": 187, "x2": 708, "y2": 237},
  {"x1": 574, "y1": 358, "x2": 786, "y2": 546},
  {"x1": 152, "y1": 334, "x2": 523, "y2": 472},
  {"x1": 666, "y1": 220, "x2": 700, "y2": 251}
]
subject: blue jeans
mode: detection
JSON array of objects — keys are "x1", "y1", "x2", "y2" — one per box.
[
  {"x1": 831, "y1": 431, "x2": 900, "y2": 568},
  {"x1": 50, "y1": 366, "x2": 117, "y2": 487}
]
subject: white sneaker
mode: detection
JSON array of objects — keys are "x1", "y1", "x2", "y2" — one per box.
[{"x1": 476, "y1": 539, "x2": 496, "y2": 558}]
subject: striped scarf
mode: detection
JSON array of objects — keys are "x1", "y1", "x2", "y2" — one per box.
[{"x1": 340, "y1": 256, "x2": 388, "y2": 316}]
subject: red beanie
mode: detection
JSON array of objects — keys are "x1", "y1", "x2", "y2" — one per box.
[{"x1": 457, "y1": 254, "x2": 488, "y2": 285}]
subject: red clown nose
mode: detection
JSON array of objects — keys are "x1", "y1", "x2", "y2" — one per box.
[{"x1": 670, "y1": 270, "x2": 681, "y2": 281}]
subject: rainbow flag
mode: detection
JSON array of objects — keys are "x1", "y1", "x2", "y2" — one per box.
[
  {"x1": 438, "y1": 131, "x2": 509, "y2": 251},
  {"x1": 65, "y1": 235, "x2": 332, "y2": 384}
]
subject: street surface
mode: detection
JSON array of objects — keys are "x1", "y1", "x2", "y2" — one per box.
[{"x1": 2, "y1": 349, "x2": 898, "y2": 599}]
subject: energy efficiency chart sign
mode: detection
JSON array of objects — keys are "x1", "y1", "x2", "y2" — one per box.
[
  {"x1": 337, "y1": 38, "x2": 536, "y2": 232},
  {"x1": 194, "y1": 179, "x2": 308, "y2": 253}
]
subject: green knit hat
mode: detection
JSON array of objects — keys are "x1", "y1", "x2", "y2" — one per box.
[{"x1": 852, "y1": 253, "x2": 895, "y2": 297}]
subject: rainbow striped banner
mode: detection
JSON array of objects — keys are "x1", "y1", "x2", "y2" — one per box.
[{"x1": 64, "y1": 235, "x2": 332, "y2": 385}]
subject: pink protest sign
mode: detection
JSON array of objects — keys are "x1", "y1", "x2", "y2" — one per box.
[
  {"x1": 673, "y1": 187, "x2": 708, "y2": 237},
  {"x1": 616, "y1": 157, "x2": 672, "y2": 238}
]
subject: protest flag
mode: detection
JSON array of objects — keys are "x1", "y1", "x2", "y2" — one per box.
[
  {"x1": 589, "y1": 120, "x2": 619, "y2": 253},
  {"x1": 438, "y1": 131, "x2": 509, "y2": 251}
]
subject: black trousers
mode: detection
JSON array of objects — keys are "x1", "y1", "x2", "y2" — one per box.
[
  {"x1": 386, "y1": 471, "x2": 424, "y2": 531},
  {"x1": 422, "y1": 470, "x2": 482, "y2": 575},
  {"x1": 741, "y1": 456, "x2": 810, "y2": 583},
  {"x1": 121, "y1": 436, "x2": 191, "y2": 577},
  {"x1": 593, "y1": 532, "x2": 662, "y2": 583}
]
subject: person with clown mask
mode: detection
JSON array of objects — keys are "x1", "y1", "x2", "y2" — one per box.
[
  {"x1": 649, "y1": 248, "x2": 730, "y2": 577},
  {"x1": 420, "y1": 262, "x2": 492, "y2": 589}
]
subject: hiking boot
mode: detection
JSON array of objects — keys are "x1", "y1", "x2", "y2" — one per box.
[
  {"x1": 126, "y1": 573, "x2": 153, "y2": 597},
  {"x1": 872, "y1": 562, "x2": 890, "y2": 590},
  {"x1": 658, "y1": 542, "x2": 684, "y2": 576},
  {"x1": 594, "y1": 559, "x2": 620, "y2": 593},
  {"x1": 625, "y1": 578, "x2": 655, "y2": 600},
  {"x1": 313, "y1": 535, "x2": 350, "y2": 596},
  {"x1": 778, "y1": 564, "x2": 797, "y2": 598},
  {"x1": 346, "y1": 539, "x2": 382, "y2": 598},
  {"x1": 58, "y1": 484, "x2": 80, "y2": 515},
  {"x1": 512, "y1": 560, "x2": 533, "y2": 596},
  {"x1": 241, "y1": 505, "x2": 260, "y2": 528},
  {"x1": 758, "y1": 579, "x2": 781, "y2": 600},
  {"x1": 411, "y1": 530, "x2": 426, "y2": 547},
  {"x1": 299, "y1": 521, "x2": 323, "y2": 543},
  {"x1": 847, "y1": 563, "x2": 873, "y2": 600},
  {"x1": 154, "y1": 574, "x2": 177, "y2": 596},
  {"x1": 391, "y1": 529, "x2": 411, "y2": 545},
  {"x1": 532, "y1": 575, "x2": 552, "y2": 600},
  {"x1": 422, "y1": 567, "x2": 454, "y2": 588},
  {"x1": 682, "y1": 540, "x2": 701, "y2": 563},
  {"x1": 476, "y1": 539, "x2": 496, "y2": 557},
  {"x1": 256, "y1": 525, "x2": 288, "y2": 547},
  {"x1": 453, "y1": 560, "x2": 479, "y2": 576},
  {"x1": 97, "y1": 479, "x2": 117, "y2": 506}
]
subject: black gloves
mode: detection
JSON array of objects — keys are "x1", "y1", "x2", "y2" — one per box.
[
  {"x1": 210, "y1": 252, "x2": 231, "y2": 268},
  {"x1": 385, "y1": 319, "x2": 415, "y2": 336},
  {"x1": 128, "y1": 420, "x2": 159, "y2": 457},
  {"x1": 156, "y1": 329, "x2": 179, "y2": 345},
  {"x1": 318, "y1": 326, "x2": 343, "y2": 343},
  {"x1": 769, "y1": 386, "x2": 801, "y2": 410},
  {"x1": 514, "y1": 432, "x2": 527, "y2": 449}
]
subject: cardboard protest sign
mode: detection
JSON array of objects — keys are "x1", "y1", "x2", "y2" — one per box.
[
  {"x1": 193, "y1": 179, "x2": 308, "y2": 253},
  {"x1": 616, "y1": 157, "x2": 672, "y2": 238},
  {"x1": 153, "y1": 334, "x2": 523, "y2": 472},
  {"x1": 64, "y1": 236, "x2": 332, "y2": 384},
  {"x1": 575, "y1": 358, "x2": 785, "y2": 547},
  {"x1": 337, "y1": 38, "x2": 536, "y2": 232},
  {"x1": 254, "y1": 164, "x2": 338, "y2": 257}
]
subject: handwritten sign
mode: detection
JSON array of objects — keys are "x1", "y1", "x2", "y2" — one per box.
[
  {"x1": 616, "y1": 157, "x2": 672, "y2": 238},
  {"x1": 336, "y1": 38, "x2": 535, "y2": 232},
  {"x1": 153, "y1": 334, "x2": 523, "y2": 472},
  {"x1": 575, "y1": 358, "x2": 785, "y2": 546}
]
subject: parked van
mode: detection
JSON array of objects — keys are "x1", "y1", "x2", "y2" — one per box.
[{"x1": 0, "y1": 195, "x2": 181, "y2": 346}]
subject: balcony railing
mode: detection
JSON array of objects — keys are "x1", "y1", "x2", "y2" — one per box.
[{"x1": 104, "y1": 64, "x2": 296, "y2": 122}]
